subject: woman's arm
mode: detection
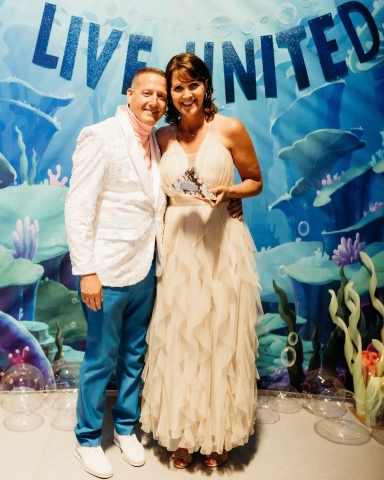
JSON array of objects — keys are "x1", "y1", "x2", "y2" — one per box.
[{"x1": 197, "y1": 116, "x2": 262, "y2": 207}]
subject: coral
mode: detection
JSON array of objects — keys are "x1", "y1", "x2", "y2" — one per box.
[
  {"x1": 300, "y1": 248, "x2": 329, "y2": 267},
  {"x1": 0, "y1": 185, "x2": 68, "y2": 263},
  {"x1": 0, "y1": 310, "x2": 55, "y2": 389},
  {"x1": 272, "y1": 280, "x2": 305, "y2": 391},
  {"x1": 47, "y1": 165, "x2": 68, "y2": 187},
  {"x1": 363, "y1": 202, "x2": 384, "y2": 216},
  {"x1": 12, "y1": 217, "x2": 39, "y2": 261},
  {"x1": 8, "y1": 346, "x2": 30, "y2": 365},
  {"x1": 332, "y1": 233, "x2": 365, "y2": 266}
]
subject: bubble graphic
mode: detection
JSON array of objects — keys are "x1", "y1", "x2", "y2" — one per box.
[
  {"x1": 280, "y1": 346, "x2": 296, "y2": 367},
  {"x1": 288, "y1": 332, "x2": 298, "y2": 346},
  {"x1": 303, "y1": 203, "x2": 308, "y2": 209},
  {"x1": 278, "y1": 265, "x2": 287, "y2": 278},
  {"x1": 300, "y1": 0, "x2": 312, "y2": 6},
  {"x1": 298, "y1": 221, "x2": 309, "y2": 236},
  {"x1": 71, "y1": 297, "x2": 78, "y2": 304},
  {"x1": 174, "y1": 19, "x2": 186, "y2": 31},
  {"x1": 146, "y1": 12, "x2": 154, "y2": 21},
  {"x1": 127, "y1": 7, "x2": 139, "y2": 20},
  {"x1": 171, "y1": 25, "x2": 179, "y2": 35},
  {"x1": 209, "y1": 14, "x2": 233, "y2": 38},
  {"x1": 195, "y1": 22, "x2": 202, "y2": 30},
  {"x1": 277, "y1": 3, "x2": 298, "y2": 25},
  {"x1": 71, "y1": 322, "x2": 76, "y2": 328},
  {"x1": 162, "y1": 16, "x2": 168, "y2": 23},
  {"x1": 240, "y1": 18, "x2": 256, "y2": 34},
  {"x1": 101, "y1": 0, "x2": 121, "y2": 20},
  {"x1": 260, "y1": 15, "x2": 269, "y2": 24}
]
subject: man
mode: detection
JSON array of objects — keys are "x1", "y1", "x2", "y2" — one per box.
[{"x1": 65, "y1": 67, "x2": 243, "y2": 478}]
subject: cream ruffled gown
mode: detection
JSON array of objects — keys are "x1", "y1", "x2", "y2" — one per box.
[{"x1": 140, "y1": 128, "x2": 263, "y2": 455}]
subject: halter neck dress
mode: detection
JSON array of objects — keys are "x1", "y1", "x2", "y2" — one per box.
[{"x1": 140, "y1": 125, "x2": 263, "y2": 455}]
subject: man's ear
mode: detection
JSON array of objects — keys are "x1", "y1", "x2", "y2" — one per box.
[{"x1": 127, "y1": 88, "x2": 133, "y2": 104}]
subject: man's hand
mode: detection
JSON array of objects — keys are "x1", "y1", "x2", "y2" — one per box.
[
  {"x1": 80, "y1": 273, "x2": 103, "y2": 311},
  {"x1": 227, "y1": 198, "x2": 243, "y2": 221}
]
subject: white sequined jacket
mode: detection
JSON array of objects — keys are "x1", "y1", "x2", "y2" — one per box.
[{"x1": 64, "y1": 106, "x2": 167, "y2": 287}]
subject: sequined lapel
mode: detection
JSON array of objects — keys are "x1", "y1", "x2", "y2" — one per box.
[
  {"x1": 115, "y1": 106, "x2": 155, "y2": 206},
  {"x1": 149, "y1": 129, "x2": 161, "y2": 209}
]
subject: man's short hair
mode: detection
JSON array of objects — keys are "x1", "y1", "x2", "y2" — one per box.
[{"x1": 131, "y1": 67, "x2": 166, "y2": 88}]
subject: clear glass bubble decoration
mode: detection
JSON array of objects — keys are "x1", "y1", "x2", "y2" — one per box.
[
  {"x1": 301, "y1": 368, "x2": 345, "y2": 414},
  {"x1": 267, "y1": 382, "x2": 302, "y2": 414},
  {"x1": 101, "y1": 0, "x2": 121, "y2": 20},
  {"x1": 240, "y1": 18, "x2": 256, "y2": 34},
  {"x1": 51, "y1": 390, "x2": 79, "y2": 431},
  {"x1": 277, "y1": 3, "x2": 298, "y2": 25},
  {"x1": 260, "y1": 15, "x2": 269, "y2": 24},
  {"x1": 0, "y1": 364, "x2": 45, "y2": 432},
  {"x1": 313, "y1": 387, "x2": 347, "y2": 419},
  {"x1": 280, "y1": 346, "x2": 296, "y2": 367},
  {"x1": 255, "y1": 395, "x2": 280, "y2": 424},
  {"x1": 195, "y1": 22, "x2": 202, "y2": 30},
  {"x1": 300, "y1": 0, "x2": 312, "y2": 7},
  {"x1": 298, "y1": 221, "x2": 309, "y2": 236},
  {"x1": 209, "y1": 14, "x2": 233, "y2": 38},
  {"x1": 146, "y1": 12, "x2": 154, "y2": 21}
]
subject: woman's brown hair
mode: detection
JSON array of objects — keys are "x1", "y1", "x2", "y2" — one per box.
[{"x1": 165, "y1": 53, "x2": 218, "y2": 125}]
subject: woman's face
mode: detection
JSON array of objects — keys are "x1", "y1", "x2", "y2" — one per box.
[{"x1": 170, "y1": 70, "x2": 207, "y2": 118}]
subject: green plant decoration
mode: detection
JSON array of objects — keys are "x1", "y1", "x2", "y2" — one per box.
[
  {"x1": 323, "y1": 266, "x2": 349, "y2": 371},
  {"x1": 272, "y1": 279, "x2": 305, "y2": 390},
  {"x1": 308, "y1": 320, "x2": 321, "y2": 372},
  {"x1": 328, "y1": 251, "x2": 384, "y2": 425}
]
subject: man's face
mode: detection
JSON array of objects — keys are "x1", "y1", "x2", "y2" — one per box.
[{"x1": 127, "y1": 73, "x2": 167, "y2": 126}]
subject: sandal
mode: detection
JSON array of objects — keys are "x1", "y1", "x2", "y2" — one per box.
[
  {"x1": 171, "y1": 448, "x2": 193, "y2": 469},
  {"x1": 204, "y1": 449, "x2": 228, "y2": 468}
]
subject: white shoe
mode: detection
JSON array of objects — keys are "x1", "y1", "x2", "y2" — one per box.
[
  {"x1": 74, "y1": 442, "x2": 113, "y2": 478},
  {"x1": 113, "y1": 429, "x2": 145, "y2": 466}
]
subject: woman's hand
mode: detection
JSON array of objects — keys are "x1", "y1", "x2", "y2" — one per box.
[{"x1": 194, "y1": 185, "x2": 230, "y2": 208}]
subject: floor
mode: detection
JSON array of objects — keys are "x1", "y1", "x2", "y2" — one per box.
[{"x1": 0, "y1": 393, "x2": 383, "y2": 480}]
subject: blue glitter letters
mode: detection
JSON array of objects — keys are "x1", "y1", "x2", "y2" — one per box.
[
  {"x1": 87, "y1": 23, "x2": 122, "y2": 90},
  {"x1": 32, "y1": 3, "x2": 59, "y2": 69},
  {"x1": 261, "y1": 35, "x2": 277, "y2": 98},
  {"x1": 121, "y1": 35, "x2": 153, "y2": 94},
  {"x1": 276, "y1": 25, "x2": 309, "y2": 90},
  {"x1": 308, "y1": 14, "x2": 348, "y2": 81},
  {"x1": 222, "y1": 40, "x2": 256, "y2": 103},
  {"x1": 60, "y1": 16, "x2": 83, "y2": 81},
  {"x1": 338, "y1": 1, "x2": 379, "y2": 64}
]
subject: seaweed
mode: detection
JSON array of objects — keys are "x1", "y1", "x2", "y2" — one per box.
[
  {"x1": 14, "y1": 126, "x2": 37, "y2": 185},
  {"x1": 272, "y1": 280, "x2": 305, "y2": 390},
  {"x1": 53, "y1": 319, "x2": 63, "y2": 363},
  {"x1": 308, "y1": 320, "x2": 321, "y2": 372}
]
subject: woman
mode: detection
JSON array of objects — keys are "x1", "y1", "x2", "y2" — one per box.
[{"x1": 140, "y1": 53, "x2": 263, "y2": 468}]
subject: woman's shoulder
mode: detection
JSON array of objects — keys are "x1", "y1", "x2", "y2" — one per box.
[{"x1": 210, "y1": 114, "x2": 245, "y2": 139}]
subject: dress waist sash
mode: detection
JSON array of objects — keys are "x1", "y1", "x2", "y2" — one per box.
[{"x1": 168, "y1": 197, "x2": 230, "y2": 207}]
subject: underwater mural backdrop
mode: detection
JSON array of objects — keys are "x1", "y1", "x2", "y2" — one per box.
[{"x1": 0, "y1": 0, "x2": 383, "y2": 393}]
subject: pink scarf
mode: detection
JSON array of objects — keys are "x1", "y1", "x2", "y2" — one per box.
[{"x1": 123, "y1": 105, "x2": 153, "y2": 173}]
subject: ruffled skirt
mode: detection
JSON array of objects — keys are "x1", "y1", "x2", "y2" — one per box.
[{"x1": 140, "y1": 202, "x2": 262, "y2": 454}]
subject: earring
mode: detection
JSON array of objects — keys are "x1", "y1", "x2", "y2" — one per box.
[{"x1": 204, "y1": 92, "x2": 208, "y2": 99}]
